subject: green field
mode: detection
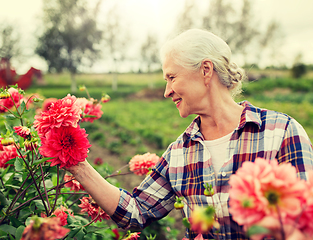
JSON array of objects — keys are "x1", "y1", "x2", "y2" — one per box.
[{"x1": 28, "y1": 71, "x2": 313, "y2": 144}]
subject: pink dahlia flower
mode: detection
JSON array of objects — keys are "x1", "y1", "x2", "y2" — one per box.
[
  {"x1": 0, "y1": 87, "x2": 23, "y2": 113},
  {"x1": 52, "y1": 206, "x2": 74, "y2": 226},
  {"x1": 39, "y1": 126, "x2": 91, "y2": 168},
  {"x1": 76, "y1": 97, "x2": 103, "y2": 123},
  {"x1": 64, "y1": 174, "x2": 85, "y2": 192},
  {"x1": 13, "y1": 126, "x2": 31, "y2": 139},
  {"x1": 0, "y1": 144, "x2": 18, "y2": 169},
  {"x1": 33, "y1": 94, "x2": 82, "y2": 137},
  {"x1": 296, "y1": 170, "x2": 313, "y2": 236},
  {"x1": 21, "y1": 216, "x2": 70, "y2": 240},
  {"x1": 229, "y1": 158, "x2": 307, "y2": 227},
  {"x1": 129, "y1": 152, "x2": 160, "y2": 176},
  {"x1": 78, "y1": 195, "x2": 110, "y2": 223}
]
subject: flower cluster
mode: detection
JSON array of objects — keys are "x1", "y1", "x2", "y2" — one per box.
[
  {"x1": 229, "y1": 157, "x2": 313, "y2": 239},
  {"x1": 78, "y1": 195, "x2": 110, "y2": 223},
  {"x1": 34, "y1": 94, "x2": 93, "y2": 168},
  {"x1": 129, "y1": 152, "x2": 160, "y2": 176}
]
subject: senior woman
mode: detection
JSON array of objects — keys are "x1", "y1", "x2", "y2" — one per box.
[{"x1": 66, "y1": 29, "x2": 313, "y2": 240}]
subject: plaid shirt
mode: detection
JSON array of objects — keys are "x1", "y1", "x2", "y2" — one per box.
[{"x1": 111, "y1": 101, "x2": 313, "y2": 240}]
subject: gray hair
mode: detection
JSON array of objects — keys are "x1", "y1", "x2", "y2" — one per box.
[{"x1": 160, "y1": 29, "x2": 246, "y2": 98}]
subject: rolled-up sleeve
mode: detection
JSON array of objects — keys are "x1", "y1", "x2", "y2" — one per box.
[{"x1": 110, "y1": 156, "x2": 176, "y2": 229}]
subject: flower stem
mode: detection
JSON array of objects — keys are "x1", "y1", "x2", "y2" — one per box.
[
  {"x1": 276, "y1": 205, "x2": 286, "y2": 240},
  {"x1": 50, "y1": 166, "x2": 60, "y2": 215},
  {"x1": 40, "y1": 163, "x2": 51, "y2": 213},
  {"x1": 82, "y1": 208, "x2": 101, "y2": 227},
  {"x1": 14, "y1": 143, "x2": 49, "y2": 215}
]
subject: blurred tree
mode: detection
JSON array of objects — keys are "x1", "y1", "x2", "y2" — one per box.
[
  {"x1": 102, "y1": 4, "x2": 129, "y2": 91},
  {"x1": 36, "y1": 0, "x2": 103, "y2": 92},
  {"x1": 202, "y1": 0, "x2": 236, "y2": 43},
  {"x1": 202, "y1": 0, "x2": 258, "y2": 65},
  {"x1": 0, "y1": 24, "x2": 21, "y2": 84},
  {"x1": 140, "y1": 33, "x2": 159, "y2": 88},
  {"x1": 291, "y1": 53, "x2": 307, "y2": 79},
  {"x1": 174, "y1": 0, "x2": 197, "y2": 34},
  {"x1": 257, "y1": 20, "x2": 284, "y2": 72},
  {"x1": 232, "y1": 0, "x2": 259, "y2": 63}
]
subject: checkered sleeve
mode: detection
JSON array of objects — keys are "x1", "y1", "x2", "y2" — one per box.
[
  {"x1": 277, "y1": 117, "x2": 313, "y2": 180},
  {"x1": 110, "y1": 154, "x2": 176, "y2": 229}
]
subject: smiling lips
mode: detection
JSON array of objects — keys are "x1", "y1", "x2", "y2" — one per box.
[{"x1": 173, "y1": 98, "x2": 182, "y2": 106}]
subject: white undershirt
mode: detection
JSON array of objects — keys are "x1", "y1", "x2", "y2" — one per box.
[{"x1": 204, "y1": 132, "x2": 233, "y2": 177}]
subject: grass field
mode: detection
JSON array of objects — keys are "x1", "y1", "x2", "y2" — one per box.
[{"x1": 28, "y1": 71, "x2": 313, "y2": 143}]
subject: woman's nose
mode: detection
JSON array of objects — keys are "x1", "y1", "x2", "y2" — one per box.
[{"x1": 164, "y1": 82, "x2": 174, "y2": 98}]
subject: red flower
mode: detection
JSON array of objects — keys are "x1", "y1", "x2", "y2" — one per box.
[
  {"x1": 64, "y1": 174, "x2": 85, "y2": 192},
  {"x1": 112, "y1": 228, "x2": 120, "y2": 240},
  {"x1": 93, "y1": 157, "x2": 103, "y2": 165},
  {"x1": 14, "y1": 126, "x2": 31, "y2": 139},
  {"x1": 21, "y1": 216, "x2": 69, "y2": 240},
  {"x1": 52, "y1": 206, "x2": 74, "y2": 226},
  {"x1": 0, "y1": 88, "x2": 23, "y2": 113},
  {"x1": 76, "y1": 97, "x2": 103, "y2": 123},
  {"x1": 34, "y1": 95, "x2": 82, "y2": 137},
  {"x1": 78, "y1": 195, "x2": 110, "y2": 223},
  {"x1": 0, "y1": 144, "x2": 18, "y2": 169},
  {"x1": 42, "y1": 98, "x2": 58, "y2": 112},
  {"x1": 129, "y1": 152, "x2": 160, "y2": 176},
  {"x1": 39, "y1": 126, "x2": 91, "y2": 168}
]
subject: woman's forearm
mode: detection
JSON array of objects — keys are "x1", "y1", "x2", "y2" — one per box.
[{"x1": 66, "y1": 160, "x2": 121, "y2": 216}]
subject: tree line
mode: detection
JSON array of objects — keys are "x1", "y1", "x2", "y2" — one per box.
[{"x1": 0, "y1": 0, "x2": 307, "y2": 91}]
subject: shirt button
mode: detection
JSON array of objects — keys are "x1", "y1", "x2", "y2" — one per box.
[{"x1": 221, "y1": 172, "x2": 226, "y2": 177}]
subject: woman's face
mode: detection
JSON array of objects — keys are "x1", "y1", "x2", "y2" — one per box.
[{"x1": 162, "y1": 56, "x2": 208, "y2": 118}]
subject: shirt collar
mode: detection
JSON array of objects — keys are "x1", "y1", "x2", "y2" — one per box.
[{"x1": 183, "y1": 100, "x2": 262, "y2": 142}]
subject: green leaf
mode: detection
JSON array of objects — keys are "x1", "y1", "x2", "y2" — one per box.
[
  {"x1": 5, "y1": 159, "x2": 16, "y2": 165},
  {"x1": 0, "y1": 224, "x2": 16, "y2": 236},
  {"x1": 0, "y1": 165, "x2": 11, "y2": 178},
  {"x1": 15, "y1": 226, "x2": 25, "y2": 240},
  {"x1": 18, "y1": 101, "x2": 26, "y2": 113},
  {"x1": 3, "y1": 114, "x2": 17, "y2": 120},
  {"x1": 84, "y1": 115, "x2": 97, "y2": 118},
  {"x1": 33, "y1": 200, "x2": 46, "y2": 211},
  {"x1": 246, "y1": 225, "x2": 270, "y2": 237},
  {"x1": 0, "y1": 190, "x2": 8, "y2": 210},
  {"x1": 67, "y1": 227, "x2": 82, "y2": 238},
  {"x1": 8, "y1": 216, "x2": 23, "y2": 228},
  {"x1": 14, "y1": 158, "x2": 24, "y2": 171},
  {"x1": 32, "y1": 157, "x2": 54, "y2": 166}
]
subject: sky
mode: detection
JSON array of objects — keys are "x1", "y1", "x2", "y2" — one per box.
[{"x1": 0, "y1": 0, "x2": 312, "y2": 73}]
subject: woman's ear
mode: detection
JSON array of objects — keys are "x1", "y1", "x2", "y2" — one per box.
[{"x1": 202, "y1": 59, "x2": 214, "y2": 85}]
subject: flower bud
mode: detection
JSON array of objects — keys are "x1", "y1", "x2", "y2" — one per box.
[
  {"x1": 24, "y1": 139, "x2": 38, "y2": 151},
  {"x1": 79, "y1": 85, "x2": 86, "y2": 91},
  {"x1": 0, "y1": 90, "x2": 10, "y2": 99},
  {"x1": 203, "y1": 183, "x2": 214, "y2": 196},
  {"x1": 101, "y1": 94, "x2": 111, "y2": 103},
  {"x1": 1, "y1": 137, "x2": 15, "y2": 146}
]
